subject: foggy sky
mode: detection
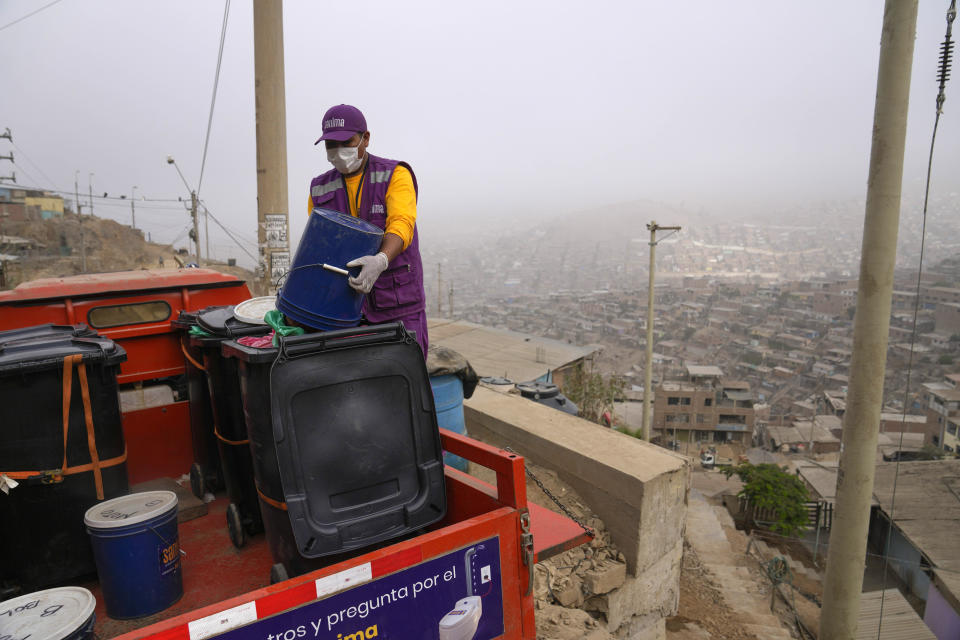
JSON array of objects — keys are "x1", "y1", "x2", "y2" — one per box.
[{"x1": 1, "y1": 1, "x2": 958, "y2": 264}]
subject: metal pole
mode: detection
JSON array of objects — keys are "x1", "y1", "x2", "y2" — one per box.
[
  {"x1": 641, "y1": 222, "x2": 657, "y2": 442},
  {"x1": 253, "y1": 0, "x2": 290, "y2": 294},
  {"x1": 820, "y1": 2, "x2": 917, "y2": 638},
  {"x1": 205, "y1": 207, "x2": 210, "y2": 263},
  {"x1": 75, "y1": 171, "x2": 86, "y2": 273},
  {"x1": 131, "y1": 185, "x2": 137, "y2": 230},
  {"x1": 87, "y1": 173, "x2": 94, "y2": 217},
  {"x1": 191, "y1": 190, "x2": 201, "y2": 265}
]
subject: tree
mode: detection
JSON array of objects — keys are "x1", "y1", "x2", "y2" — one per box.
[
  {"x1": 938, "y1": 354, "x2": 954, "y2": 365},
  {"x1": 561, "y1": 363, "x2": 625, "y2": 426},
  {"x1": 724, "y1": 463, "x2": 810, "y2": 537}
]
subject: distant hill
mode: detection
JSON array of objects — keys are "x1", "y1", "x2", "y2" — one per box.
[{"x1": 0, "y1": 211, "x2": 254, "y2": 290}]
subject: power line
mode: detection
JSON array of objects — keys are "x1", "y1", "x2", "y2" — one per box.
[
  {"x1": 197, "y1": 0, "x2": 231, "y2": 198},
  {"x1": 0, "y1": 0, "x2": 65, "y2": 33},
  {"x1": 198, "y1": 200, "x2": 257, "y2": 262},
  {"x1": 9, "y1": 141, "x2": 58, "y2": 190},
  {"x1": 10, "y1": 162, "x2": 43, "y2": 190},
  {"x1": 2, "y1": 181, "x2": 183, "y2": 204}
]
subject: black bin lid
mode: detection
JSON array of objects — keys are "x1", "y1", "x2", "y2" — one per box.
[
  {"x1": 0, "y1": 323, "x2": 97, "y2": 341},
  {"x1": 0, "y1": 333, "x2": 126, "y2": 376},
  {"x1": 196, "y1": 306, "x2": 268, "y2": 339},
  {"x1": 269, "y1": 322, "x2": 446, "y2": 558},
  {"x1": 515, "y1": 381, "x2": 560, "y2": 399},
  {"x1": 171, "y1": 308, "x2": 206, "y2": 329}
]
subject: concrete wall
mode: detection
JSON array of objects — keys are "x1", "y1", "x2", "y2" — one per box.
[{"x1": 464, "y1": 387, "x2": 689, "y2": 638}]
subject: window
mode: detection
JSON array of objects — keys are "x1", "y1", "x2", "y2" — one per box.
[
  {"x1": 933, "y1": 435, "x2": 941, "y2": 446},
  {"x1": 88, "y1": 301, "x2": 171, "y2": 328},
  {"x1": 948, "y1": 422, "x2": 958, "y2": 436},
  {"x1": 697, "y1": 414, "x2": 708, "y2": 424},
  {"x1": 665, "y1": 414, "x2": 689, "y2": 424},
  {"x1": 680, "y1": 397, "x2": 691, "y2": 406},
  {"x1": 668, "y1": 397, "x2": 681, "y2": 405},
  {"x1": 704, "y1": 398, "x2": 713, "y2": 407}
]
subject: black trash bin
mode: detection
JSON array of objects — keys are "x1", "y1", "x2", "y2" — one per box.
[
  {"x1": 172, "y1": 309, "x2": 224, "y2": 498},
  {"x1": 189, "y1": 306, "x2": 270, "y2": 548},
  {"x1": 515, "y1": 381, "x2": 579, "y2": 415},
  {"x1": 222, "y1": 322, "x2": 447, "y2": 581},
  {"x1": 0, "y1": 326, "x2": 129, "y2": 593}
]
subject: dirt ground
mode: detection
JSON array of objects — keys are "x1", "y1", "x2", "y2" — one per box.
[
  {"x1": 679, "y1": 468, "x2": 824, "y2": 639},
  {"x1": 666, "y1": 542, "x2": 760, "y2": 640}
]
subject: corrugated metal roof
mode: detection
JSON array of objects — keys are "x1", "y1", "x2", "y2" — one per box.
[
  {"x1": 873, "y1": 461, "x2": 960, "y2": 607},
  {"x1": 427, "y1": 318, "x2": 598, "y2": 383},
  {"x1": 856, "y1": 590, "x2": 934, "y2": 639}
]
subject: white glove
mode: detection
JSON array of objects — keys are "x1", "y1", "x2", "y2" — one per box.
[{"x1": 346, "y1": 252, "x2": 389, "y2": 293}]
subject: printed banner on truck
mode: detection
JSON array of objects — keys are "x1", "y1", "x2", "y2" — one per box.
[{"x1": 202, "y1": 537, "x2": 504, "y2": 640}]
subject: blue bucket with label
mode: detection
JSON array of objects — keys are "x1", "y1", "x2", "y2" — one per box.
[
  {"x1": 0, "y1": 586, "x2": 96, "y2": 640},
  {"x1": 430, "y1": 375, "x2": 469, "y2": 472},
  {"x1": 277, "y1": 208, "x2": 384, "y2": 331},
  {"x1": 84, "y1": 491, "x2": 182, "y2": 619}
]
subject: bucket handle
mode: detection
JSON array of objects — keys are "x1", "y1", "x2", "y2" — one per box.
[{"x1": 273, "y1": 262, "x2": 354, "y2": 290}]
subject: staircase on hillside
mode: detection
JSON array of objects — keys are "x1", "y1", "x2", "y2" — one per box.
[{"x1": 685, "y1": 489, "x2": 796, "y2": 640}]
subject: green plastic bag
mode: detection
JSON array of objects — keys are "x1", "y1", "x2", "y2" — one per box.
[
  {"x1": 188, "y1": 325, "x2": 213, "y2": 338},
  {"x1": 265, "y1": 309, "x2": 304, "y2": 347}
]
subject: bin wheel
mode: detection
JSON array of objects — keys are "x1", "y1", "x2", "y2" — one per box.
[
  {"x1": 270, "y1": 563, "x2": 289, "y2": 585},
  {"x1": 226, "y1": 503, "x2": 245, "y2": 548},
  {"x1": 189, "y1": 463, "x2": 205, "y2": 499}
]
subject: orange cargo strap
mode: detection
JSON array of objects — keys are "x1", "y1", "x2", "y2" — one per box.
[
  {"x1": 214, "y1": 428, "x2": 249, "y2": 446},
  {"x1": 256, "y1": 486, "x2": 287, "y2": 511},
  {"x1": 1, "y1": 354, "x2": 126, "y2": 496},
  {"x1": 180, "y1": 340, "x2": 206, "y2": 371}
]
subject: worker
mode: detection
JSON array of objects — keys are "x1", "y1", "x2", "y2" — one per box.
[{"x1": 308, "y1": 104, "x2": 428, "y2": 357}]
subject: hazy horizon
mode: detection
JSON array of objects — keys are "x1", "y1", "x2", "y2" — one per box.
[{"x1": 2, "y1": 1, "x2": 958, "y2": 264}]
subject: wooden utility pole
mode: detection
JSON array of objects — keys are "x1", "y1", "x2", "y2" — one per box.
[
  {"x1": 253, "y1": 0, "x2": 290, "y2": 294},
  {"x1": 820, "y1": 2, "x2": 917, "y2": 637},
  {"x1": 641, "y1": 221, "x2": 680, "y2": 441}
]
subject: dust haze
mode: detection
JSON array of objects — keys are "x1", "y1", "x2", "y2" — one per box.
[{"x1": 1, "y1": 1, "x2": 958, "y2": 261}]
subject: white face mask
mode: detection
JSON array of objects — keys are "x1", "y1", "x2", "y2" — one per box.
[{"x1": 327, "y1": 143, "x2": 364, "y2": 174}]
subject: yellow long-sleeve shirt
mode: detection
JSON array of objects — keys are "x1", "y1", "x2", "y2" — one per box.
[{"x1": 308, "y1": 165, "x2": 417, "y2": 250}]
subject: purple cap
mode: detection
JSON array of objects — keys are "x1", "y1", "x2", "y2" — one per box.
[{"x1": 314, "y1": 104, "x2": 367, "y2": 144}]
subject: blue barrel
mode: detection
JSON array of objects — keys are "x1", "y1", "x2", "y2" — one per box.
[
  {"x1": 84, "y1": 491, "x2": 182, "y2": 619},
  {"x1": 277, "y1": 208, "x2": 384, "y2": 330},
  {"x1": 0, "y1": 586, "x2": 96, "y2": 640},
  {"x1": 430, "y1": 375, "x2": 469, "y2": 472}
]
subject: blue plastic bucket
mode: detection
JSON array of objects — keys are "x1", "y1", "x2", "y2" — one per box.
[
  {"x1": 430, "y1": 375, "x2": 469, "y2": 472},
  {"x1": 0, "y1": 586, "x2": 96, "y2": 640},
  {"x1": 277, "y1": 208, "x2": 384, "y2": 330},
  {"x1": 84, "y1": 491, "x2": 182, "y2": 619}
]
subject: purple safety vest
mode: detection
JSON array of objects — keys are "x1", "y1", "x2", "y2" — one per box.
[{"x1": 309, "y1": 153, "x2": 425, "y2": 323}]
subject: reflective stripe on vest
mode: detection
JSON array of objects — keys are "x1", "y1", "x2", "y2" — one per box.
[
  {"x1": 311, "y1": 178, "x2": 343, "y2": 198},
  {"x1": 369, "y1": 170, "x2": 391, "y2": 185}
]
